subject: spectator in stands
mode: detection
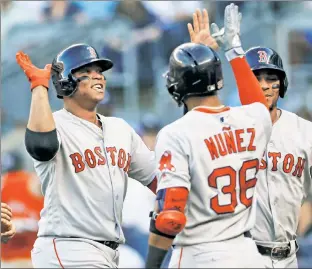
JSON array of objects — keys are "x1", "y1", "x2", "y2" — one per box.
[
  {"x1": 41, "y1": 0, "x2": 86, "y2": 24},
  {"x1": 1, "y1": 156, "x2": 44, "y2": 268},
  {"x1": 101, "y1": 1, "x2": 162, "y2": 88},
  {"x1": 1, "y1": 121, "x2": 34, "y2": 173},
  {"x1": 143, "y1": 1, "x2": 205, "y2": 24},
  {"x1": 143, "y1": 1, "x2": 206, "y2": 59},
  {"x1": 78, "y1": 1, "x2": 117, "y2": 21},
  {"x1": 1, "y1": 0, "x2": 43, "y2": 39}
]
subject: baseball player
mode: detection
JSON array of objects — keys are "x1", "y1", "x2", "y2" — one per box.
[
  {"x1": 191, "y1": 7, "x2": 312, "y2": 268},
  {"x1": 15, "y1": 44, "x2": 157, "y2": 268},
  {"x1": 145, "y1": 4, "x2": 272, "y2": 268},
  {"x1": 243, "y1": 47, "x2": 312, "y2": 268},
  {"x1": 1, "y1": 202, "x2": 16, "y2": 244}
]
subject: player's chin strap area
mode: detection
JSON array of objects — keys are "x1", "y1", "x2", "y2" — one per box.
[{"x1": 145, "y1": 188, "x2": 189, "y2": 268}]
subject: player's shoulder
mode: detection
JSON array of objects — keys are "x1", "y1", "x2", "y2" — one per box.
[
  {"x1": 238, "y1": 102, "x2": 268, "y2": 114},
  {"x1": 98, "y1": 114, "x2": 127, "y2": 125},
  {"x1": 281, "y1": 109, "x2": 305, "y2": 121},
  {"x1": 52, "y1": 109, "x2": 67, "y2": 119},
  {"x1": 97, "y1": 114, "x2": 134, "y2": 132},
  {"x1": 52, "y1": 109, "x2": 82, "y2": 124},
  {"x1": 282, "y1": 109, "x2": 312, "y2": 131},
  {"x1": 51, "y1": 109, "x2": 70, "y2": 127},
  {"x1": 157, "y1": 115, "x2": 189, "y2": 141},
  {"x1": 237, "y1": 102, "x2": 271, "y2": 122}
]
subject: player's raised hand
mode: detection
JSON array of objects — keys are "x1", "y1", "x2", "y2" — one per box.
[
  {"x1": 187, "y1": 9, "x2": 219, "y2": 51},
  {"x1": 211, "y1": 3, "x2": 243, "y2": 54},
  {"x1": 16, "y1": 51, "x2": 52, "y2": 90}
]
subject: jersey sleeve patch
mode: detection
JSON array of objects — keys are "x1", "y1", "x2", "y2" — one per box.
[{"x1": 159, "y1": 151, "x2": 176, "y2": 172}]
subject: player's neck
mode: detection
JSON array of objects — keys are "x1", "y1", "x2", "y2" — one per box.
[
  {"x1": 270, "y1": 106, "x2": 281, "y2": 125},
  {"x1": 64, "y1": 101, "x2": 98, "y2": 125},
  {"x1": 185, "y1": 95, "x2": 223, "y2": 111}
]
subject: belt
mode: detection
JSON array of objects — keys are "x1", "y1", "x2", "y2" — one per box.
[
  {"x1": 69, "y1": 237, "x2": 119, "y2": 250},
  {"x1": 256, "y1": 241, "x2": 298, "y2": 260},
  {"x1": 95, "y1": 240, "x2": 119, "y2": 250}
]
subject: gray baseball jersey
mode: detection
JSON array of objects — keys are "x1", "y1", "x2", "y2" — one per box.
[
  {"x1": 252, "y1": 109, "x2": 312, "y2": 243},
  {"x1": 155, "y1": 103, "x2": 272, "y2": 246},
  {"x1": 33, "y1": 109, "x2": 156, "y2": 243}
]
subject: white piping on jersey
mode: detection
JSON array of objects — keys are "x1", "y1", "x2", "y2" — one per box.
[{"x1": 191, "y1": 105, "x2": 226, "y2": 111}]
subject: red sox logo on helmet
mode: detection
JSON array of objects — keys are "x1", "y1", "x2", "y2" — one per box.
[
  {"x1": 87, "y1": 46, "x2": 97, "y2": 58},
  {"x1": 257, "y1": 50, "x2": 268, "y2": 63}
]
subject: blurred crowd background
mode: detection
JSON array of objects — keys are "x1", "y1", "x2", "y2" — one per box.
[{"x1": 1, "y1": 0, "x2": 312, "y2": 268}]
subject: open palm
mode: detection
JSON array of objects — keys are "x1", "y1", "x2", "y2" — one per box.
[{"x1": 188, "y1": 9, "x2": 219, "y2": 51}]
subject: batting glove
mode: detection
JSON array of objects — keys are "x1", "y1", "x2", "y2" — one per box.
[
  {"x1": 211, "y1": 3, "x2": 244, "y2": 61},
  {"x1": 16, "y1": 51, "x2": 51, "y2": 90}
]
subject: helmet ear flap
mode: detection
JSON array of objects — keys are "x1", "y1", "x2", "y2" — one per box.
[
  {"x1": 170, "y1": 84, "x2": 183, "y2": 106},
  {"x1": 166, "y1": 73, "x2": 183, "y2": 105},
  {"x1": 167, "y1": 84, "x2": 175, "y2": 95},
  {"x1": 60, "y1": 74, "x2": 78, "y2": 98},
  {"x1": 279, "y1": 75, "x2": 288, "y2": 98},
  {"x1": 52, "y1": 71, "x2": 78, "y2": 99}
]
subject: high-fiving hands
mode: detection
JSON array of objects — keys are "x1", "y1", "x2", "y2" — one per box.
[
  {"x1": 187, "y1": 8, "x2": 219, "y2": 51},
  {"x1": 211, "y1": 3, "x2": 243, "y2": 54},
  {"x1": 1, "y1": 203, "x2": 16, "y2": 244},
  {"x1": 188, "y1": 3, "x2": 244, "y2": 61},
  {"x1": 16, "y1": 51, "x2": 51, "y2": 90}
]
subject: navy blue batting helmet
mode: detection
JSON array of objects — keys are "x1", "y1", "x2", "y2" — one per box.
[
  {"x1": 164, "y1": 43, "x2": 223, "y2": 106},
  {"x1": 246, "y1": 46, "x2": 288, "y2": 98},
  {"x1": 51, "y1": 44, "x2": 113, "y2": 99}
]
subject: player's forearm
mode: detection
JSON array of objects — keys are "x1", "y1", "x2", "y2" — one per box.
[
  {"x1": 26, "y1": 86, "x2": 59, "y2": 161},
  {"x1": 27, "y1": 86, "x2": 56, "y2": 132},
  {"x1": 149, "y1": 232, "x2": 174, "y2": 250},
  {"x1": 230, "y1": 57, "x2": 268, "y2": 109},
  {"x1": 145, "y1": 233, "x2": 173, "y2": 268}
]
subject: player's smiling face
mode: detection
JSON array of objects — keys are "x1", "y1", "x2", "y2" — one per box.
[
  {"x1": 254, "y1": 69, "x2": 280, "y2": 111},
  {"x1": 72, "y1": 63, "x2": 106, "y2": 104}
]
